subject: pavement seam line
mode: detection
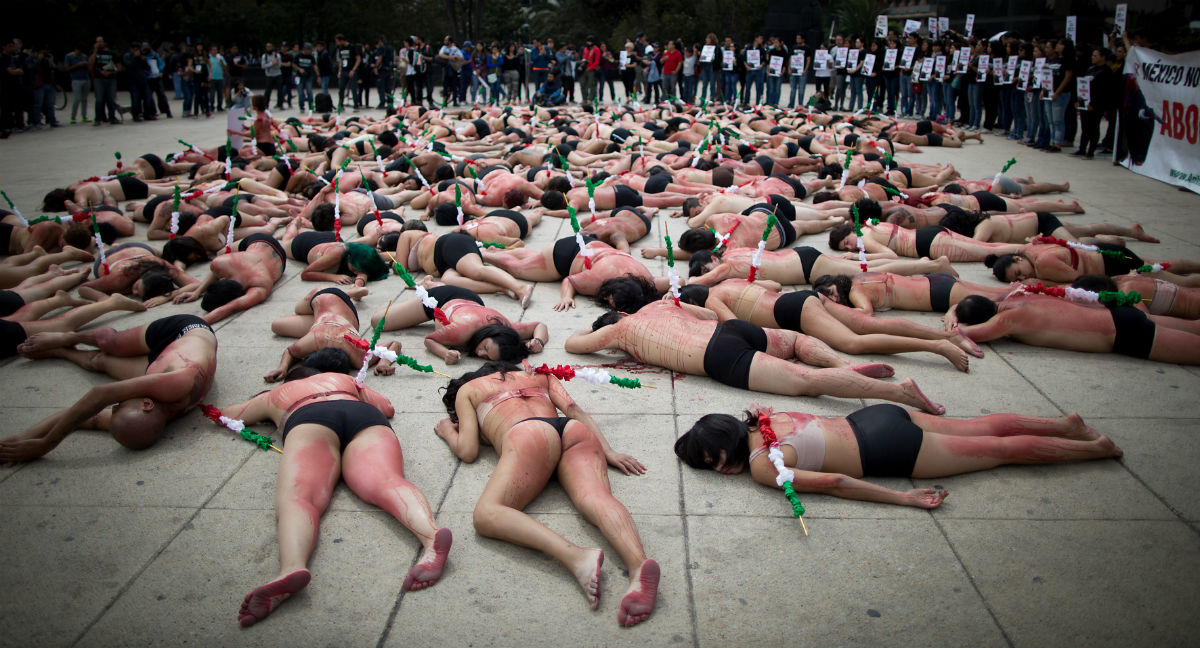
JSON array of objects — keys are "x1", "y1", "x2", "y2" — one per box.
[
  {"x1": 69, "y1": 445, "x2": 258, "y2": 647},
  {"x1": 993, "y1": 347, "x2": 1067, "y2": 417},
  {"x1": 928, "y1": 513, "x2": 1016, "y2": 648},
  {"x1": 671, "y1": 368, "x2": 701, "y2": 648}
]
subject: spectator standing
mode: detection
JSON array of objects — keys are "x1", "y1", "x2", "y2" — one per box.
[
  {"x1": 530, "y1": 38, "x2": 550, "y2": 97},
  {"x1": 580, "y1": 36, "x2": 600, "y2": 104},
  {"x1": 65, "y1": 44, "x2": 90, "y2": 123},
  {"x1": 661, "y1": 40, "x2": 683, "y2": 100},
  {"x1": 333, "y1": 35, "x2": 358, "y2": 109},
  {"x1": 457, "y1": 40, "x2": 473, "y2": 104},
  {"x1": 599, "y1": 42, "x2": 618, "y2": 103},
  {"x1": 486, "y1": 44, "x2": 504, "y2": 102},
  {"x1": 89, "y1": 36, "x2": 120, "y2": 125},
  {"x1": 356, "y1": 42, "x2": 374, "y2": 107},
  {"x1": 178, "y1": 46, "x2": 194, "y2": 117},
  {"x1": 1072, "y1": 46, "x2": 1112, "y2": 158},
  {"x1": 123, "y1": 43, "x2": 151, "y2": 120},
  {"x1": 208, "y1": 44, "x2": 227, "y2": 111},
  {"x1": 295, "y1": 42, "x2": 318, "y2": 112},
  {"x1": 788, "y1": 32, "x2": 811, "y2": 108},
  {"x1": 555, "y1": 42, "x2": 576, "y2": 103},
  {"x1": 315, "y1": 41, "x2": 333, "y2": 94},
  {"x1": 374, "y1": 37, "x2": 393, "y2": 108},
  {"x1": 437, "y1": 37, "x2": 462, "y2": 106},
  {"x1": 227, "y1": 44, "x2": 247, "y2": 94},
  {"x1": 468, "y1": 41, "x2": 487, "y2": 104},
  {"x1": 146, "y1": 44, "x2": 171, "y2": 118},
  {"x1": 0, "y1": 39, "x2": 21, "y2": 137},
  {"x1": 681, "y1": 44, "x2": 697, "y2": 103},
  {"x1": 698, "y1": 33, "x2": 717, "y2": 103},
  {"x1": 279, "y1": 42, "x2": 295, "y2": 109},
  {"x1": 30, "y1": 49, "x2": 59, "y2": 128},
  {"x1": 503, "y1": 42, "x2": 523, "y2": 102},
  {"x1": 191, "y1": 43, "x2": 210, "y2": 117},
  {"x1": 720, "y1": 37, "x2": 738, "y2": 104},
  {"x1": 168, "y1": 44, "x2": 184, "y2": 99},
  {"x1": 261, "y1": 42, "x2": 282, "y2": 108},
  {"x1": 763, "y1": 36, "x2": 786, "y2": 105}
]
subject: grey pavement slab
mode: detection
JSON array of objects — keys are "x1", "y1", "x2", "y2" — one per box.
[{"x1": 1, "y1": 95, "x2": 1199, "y2": 648}]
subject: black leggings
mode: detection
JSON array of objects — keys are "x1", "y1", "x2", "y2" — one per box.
[
  {"x1": 432, "y1": 233, "x2": 483, "y2": 275},
  {"x1": 702, "y1": 319, "x2": 769, "y2": 390},
  {"x1": 144, "y1": 314, "x2": 213, "y2": 364},
  {"x1": 281, "y1": 400, "x2": 390, "y2": 451},
  {"x1": 424, "y1": 285, "x2": 483, "y2": 319},
  {"x1": 310, "y1": 287, "x2": 359, "y2": 326},
  {"x1": 772, "y1": 290, "x2": 817, "y2": 333},
  {"x1": 847, "y1": 404, "x2": 924, "y2": 477}
]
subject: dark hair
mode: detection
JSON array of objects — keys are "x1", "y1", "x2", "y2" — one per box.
[
  {"x1": 161, "y1": 236, "x2": 210, "y2": 266},
  {"x1": 441, "y1": 361, "x2": 520, "y2": 423},
  {"x1": 1071, "y1": 274, "x2": 1118, "y2": 293},
  {"x1": 812, "y1": 274, "x2": 853, "y2": 303},
  {"x1": 817, "y1": 163, "x2": 843, "y2": 179},
  {"x1": 42, "y1": 188, "x2": 74, "y2": 212},
  {"x1": 434, "y1": 203, "x2": 460, "y2": 226},
  {"x1": 827, "y1": 223, "x2": 854, "y2": 250},
  {"x1": 301, "y1": 182, "x2": 324, "y2": 200},
  {"x1": 674, "y1": 413, "x2": 750, "y2": 470},
  {"x1": 983, "y1": 252, "x2": 1025, "y2": 281},
  {"x1": 402, "y1": 220, "x2": 428, "y2": 232},
  {"x1": 308, "y1": 134, "x2": 331, "y2": 151},
  {"x1": 311, "y1": 203, "x2": 336, "y2": 231},
  {"x1": 591, "y1": 310, "x2": 624, "y2": 331},
  {"x1": 434, "y1": 164, "x2": 454, "y2": 181},
  {"x1": 302, "y1": 347, "x2": 354, "y2": 374},
  {"x1": 377, "y1": 131, "x2": 399, "y2": 147},
  {"x1": 954, "y1": 295, "x2": 998, "y2": 325},
  {"x1": 688, "y1": 249, "x2": 718, "y2": 277},
  {"x1": 95, "y1": 221, "x2": 118, "y2": 245},
  {"x1": 853, "y1": 197, "x2": 881, "y2": 222},
  {"x1": 378, "y1": 231, "x2": 401, "y2": 251},
  {"x1": 678, "y1": 284, "x2": 709, "y2": 306},
  {"x1": 811, "y1": 190, "x2": 838, "y2": 204},
  {"x1": 681, "y1": 196, "x2": 701, "y2": 219},
  {"x1": 540, "y1": 190, "x2": 567, "y2": 210},
  {"x1": 62, "y1": 222, "x2": 92, "y2": 249},
  {"x1": 938, "y1": 205, "x2": 986, "y2": 237},
  {"x1": 546, "y1": 176, "x2": 573, "y2": 193},
  {"x1": 200, "y1": 279, "x2": 245, "y2": 311},
  {"x1": 502, "y1": 188, "x2": 525, "y2": 209},
  {"x1": 595, "y1": 274, "x2": 659, "y2": 312},
  {"x1": 466, "y1": 321, "x2": 529, "y2": 362},
  {"x1": 139, "y1": 268, "x2": 175, "y2": 300},
  {"x1": 942, "y1": 182, "x2": 967, "y2": 194}
]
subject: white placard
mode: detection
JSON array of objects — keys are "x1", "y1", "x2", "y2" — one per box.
[
  {"x1": 901, "y1": 46, "x2": 916, "y2": 69},
  {"x1": 992, "y1": 57, "x2": 1005, "y2": 84},
  {"x1": 769, "y1": 55, "x2": 784, "y2": 76},
  {"x1": 884, "y1": 48, "x2": 898, "y2": 71},
  {"x1": 928, "y1": 17, "x2": 938, "y2": 39},
  {"x1": 977, "y1": 54, "x2": 990, "y2": 82},
  {"x1": 1115, "y1": 4, "x2": 1128, "y2": 33},
  {"x1": 904, "y1": 19, "x2": 921, "y2": 35},
  {"x1": 746, "y1": 48, "x2": 761, "y2": 68},
  {"x1": 965, "y1": 14, "x2": 975, "y2": 38},
  {"x1": 619, "y1": 51, "x2": 629, "y2": 69},
  {"x1": 722, "y1": 49, "x2": 735, "y2": 71},
  {"x1": 790, "y1": 52, "x2": 805, "y2": 73},
  {"x1": 958, "y1": 50, "x2": 970, "y2": 73},
  {"x1": 700, "y1": 45, "x2": 715, "y2": 63},
  {"x1": 875, "y1": 16, "x2": 888, "y2": 38},
  {"x1": 1037, "y1": 68, "x2": 1054, "y2": 90},
  {"x1": 920, "y1": 57, "x2": 934, "y2": 81},
  {"x1": 862, "y1": 53, "x2": 876, "y2": 75},
  {"x1": 847, "y1": 49, "x2": 860, "y2": 70},
  {"x1": 1018, "y1": 60, "x2": 1032, "y2": 89},
  {"x1": 1066, "y1": 16, "x2": 1077, "y2": 43},
  {"x1": 935, "y1": 55, "x2": 946, "y2": 76},
  {"x1": 1076, "y1": 75, "x2": 1092, "y2": 105},
  {"x1": 814, "y1": 50, "x2": 828, "y2": 72},
  {"x1": 835, "y1": 47, "x2": 848, "y2": 68},
  {"x1": 939, "y1": 17, "x2": 949, "y2": 34}
]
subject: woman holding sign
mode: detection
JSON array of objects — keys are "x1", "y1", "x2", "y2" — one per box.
[{"x1": 698, "y1": 33, "x2": 718, "y2": 103}]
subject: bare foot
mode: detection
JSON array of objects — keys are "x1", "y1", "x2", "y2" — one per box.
[
  {"x1": 17, "y1": 331, "x2": 80, "y2": 358},
  {"x1": 939, "y1": 340, "x2": 970, "y2": 372},
  {"x1": 850, "y1": 362, "x2": 894, "y2": 378},
  {"x1": 1071, "y1": 200, "x2": 1084, "y2": 214},
  {"x1": 618, "y1": 559, "x2": 660, "y2": 627},
  {"x1": 55, "y1": 290, "x2": 91, "y2": 308},
  {"x1": 570, "y1": 547, "x2": 604, "y2": 610},
  {"x1": 345, "y1": 286, "x2": 369, "y2": 300},
  {"x1": 900, "y1": 378, "x2": 944, "y2": 414},
  {"x1": 1131, "y1": 224, "x2": 1160, "y2": 243},
  {"x1": 950, "y1": 327, "x2": 984, "y2": 358},
  {"x1": 1062, "y1": 413, "x2": 1101, "y2": 441},
  {"x1": 517, "y1": 285, "x2": 533, "y2": 308},
  {"x1": 63, "y1": 246, "x2": 95, "y2": 263},
  {"x1": 1060, "y1": 180, "x2": 1070, "y2": 191},
  {"x1": 107, "y1": 293, "x2": 147, "y2": 312},
  {"x1": 0, "y1": 434, "x2": 56, "y2": 464},
  {"x1": 403, "y1": 528, "x2": 452, "y2": 591},
  {"x1": 238, "y1": 570, "x2": 311, "y2": 627},
  {"x1": 934, "y1": 256, "x2": 960, "y2": 278},
  {"x1": 1096, "y1": 435, "x2": 1123, "y2": 458}
]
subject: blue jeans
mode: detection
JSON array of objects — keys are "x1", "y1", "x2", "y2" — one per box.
[
  {"x1": 321, "y1": 76, "x2": 330, "y2": 94},
  {"x1": 913, "y1": 86, "x2": 927, "y2": 116},
  {"x1": 172, "y1": 73, "x2": 183, "y2": 98},
  {"x1": 926, "y1": 80, "x2": 943, "y2": 120},
  {"x1": 470, "y1": 74, "x2": 486, "y2": 103},
  {"x1": 788, "y1": 75, "x2": 806, "y2": 107},
  {"x1": 32, "y1": 85, "x2": 57, "y2": 125},
  {"x1": 722, "y1": 71, "x2": 738, "y2": 103},
  {"x1": 1033, "y1": 98, "x2": 1051, "y2": 147},
  {"x1": 682, "y1": 74, "x2": 696, "y2": 103},
  {"x1": 942, "y1": 82, "x2": 955, "y2": 122},
  {"x1": 848, "y1": 75, "x2": 864, "y2": 111},
  {"x1": 1009, "y1": 89, "x2": 1026, "y2": 139},
  {"x1": 181, "y1": 80, "x2": 194, "y2": 115},
  {"x1": 744, "y1": 68, "x2": 765, "y2": 104},
  {"x1": 968, "y1": 82, "x2": 983, "y2": 128},
  {"x1": 899, "y1": 73, "x2": 913, "y2": 114},
  {"x1": 1046, "y1": 91, "x2": 1070, "y2": 145},
  {"x1": 209, "y1": 78, "x2": 225, "y2": 111},
  {"x1": 699, "y1": 67, "x2": 715, "y2": 102},
  {"x1": 884, "y1": 75, "x2": 899, "y2": 113},
  {"x1": 298, "y1": 76, "x2": 314, "y2": 110},
  {"x1": 765, "y1": 75, "x2": 782, "y2": 105}
]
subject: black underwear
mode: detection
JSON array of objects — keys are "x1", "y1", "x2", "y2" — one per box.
[
  {"x1": 139, "y1": 154, "x2": 167, "y2": 179},
  {"x1": 310, "y1": 287, "x2": 359, "y2": 326},
  {"x1": 289, "y1": 230, "x2": 338, "y2": 261},
  {"x1": 702, "y1": 319, "x2": 769, "y2": 390},
  {"x1": 117, "y1": 176, "x2": 149, "y2": 200},
  {"x1": 281, "y1": 400, "x2": 391, "y2": 451},
  {"x1": 794, "y1": 246, "x2": 823, "y2": 281},
  {"x1": 486, "y1": 209, "x2": 529, "y2": 238},
  {"x1": 96, "y1": 242, "x2": 157, "y2": 278},
  {"x1": 551, "y1": 233, "x2": 597, "y2": 278},
  {"x1": 473, "y1": 119, "x2": 492, "y2": 137},
  {"x1": 1035, "y1": 212, "x2": 1063, "y2": 237},
  {"x1": 424, "y1": 285, "x2": 483, "y2": 318},
  {"x1": 915, "y1": 226, "x2": 945, "y2": 259},
  {"x1": 237, "y1": 233, "x2": 286, "y2": 266},
  {"x1": 143, "y1": 195, "x2": 169, "y2": 221},
  {"x1": 926, "y1": 273, "x2": 958, "y2": 312},
  {"x1": 848, "y1": 404, "x2": 923, "y2": 477},
  {"x1": 0, "y1": 289, "x2": 24, "y2": 317},
  {"x1": 0, "y1": 319, "x2": 27, "y2": 358},
  {"x1": 1109, "y1": 306, "x2": 1155, "y2": 359},
  {"x1": 356, "y1": 211, "x2": 404, "y2": 236},
  {"x1": 144, "y1": 314, "x2": 213, "y2": 364},
  {"x1": 895, "y1": 167, "x2": 913, "y2": 187},
  {"x1": 526, "y1": 166, "x2": 548, "y2": 181},
  {"x1": 0, "y1": 222, "x2": 11, "y2": 254},
  {"x1": 926, "y1": 133, "x2": 944, "y2": 146},
  {"x1": 612, "y1": 184, "x2": 644, "y2": 208},
  {"x1": 770, "y1": 174, "x2": 804, "y2": 198},
  {"x1": 972, "y1": 191, "x2": 1007, "y2": 212},
  {"x1": 1097, "y1": 243, "x2": 1144, "y2": 276},
  {"x1": 257, "y1": 141, "x2": 278, "y2": 157},
  {"x1": 772, "y1": 290, "x2": 818, "y2": 333},
  {"x1": 432, "y1": 233, "x2": 483, "y2": 275},
  {"x1": 914, "y1": 120, "x2": 933, "y2": 136},
  {"x1": 644, "y1": 174, "x2": 671, "y2": 194},
  {"x1": 517, "y1": 416, "x2": 574, "y2": 437},
  {"x1": 754, "y1": 155, "x2": 774, "y2": 175}
]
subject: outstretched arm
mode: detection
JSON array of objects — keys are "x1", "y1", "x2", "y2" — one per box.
[
  {"x1": 435, "y1": 387, "x2": 481, "y2": 462},
  {"x1": 750, "y1": 464, "x2": 947, "y2": 508},
  {"x1": 957, "y1": 311, "x2": 1017, "y2": 343},
  {"x1": 564, "y1": 325, "x2": 619, "y2": 354}
]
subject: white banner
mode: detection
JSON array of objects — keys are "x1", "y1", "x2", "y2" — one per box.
[
  {"x1": 875, "y1": 16, "x2": 888, "y2": 38},
  {"x1": 1118, "y1": 46, "x2": 1200, "y2": 194},
  {"x1": 884, "y1": 48, "x2": 898, "y2": 71},
  {"x1": 901, "y1": 46, "x2": 916, "y2": 69},
  {"x1": 700, "y1": 45, "x2": 715, "y2": 63},
  {"x1": 939, "y1": 17, "x2": 949, "y2": 34},
  {"x1": 862, "y1": 53, "x2": 876, "y2": 76},
  {"x1": 769, "y1": 55, "x2": 784, "y2": 77},
  {"x1": 790, "y1": 52, "x2": 805, "y2": 73},
  {"x1": 928, "y1": 17, "x2": 938, "y2": 39},
  {"x1": 965, "y1": 14, "x2": 975, "y2": 38},
  {"x1": 904, "y1": 19, "x2": 921, "y2": 35},
  {"x1": 1066, "y1": 15, "x2": 1077, "y2": 43},
  {"x1": 1115, "y1": 4, "x2": 1128, "y2": 33}
]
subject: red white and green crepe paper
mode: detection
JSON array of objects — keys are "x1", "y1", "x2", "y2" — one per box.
[
  {"x1": 178, "y1": 139, "x2": 215, "y2": 161},
  {"x1": 1031, "y1": 235, "x2": 1137, "y2": 263},
  {"x1": 746, "y1": 209, "x2": 779, "y2": 282},
  {"x1": 1137, "y1": 263, "x2": 1170, "y2": 273},
  {"x1": 530, "y1": 363, "x2": 647, "y2": 389},
  {"x1": 0, "y1": 190, "x2": 29, "y2": 227},
  {"x1": 200, "y1": 404, "x2": 283, "y2": 453},
  {"x1": 664, "y1": 234, "x2": 682, "y2": 306},
  {"x1": 169, "y1": 186, "x2": 182, "y2": 239},
  {"x1": 712, "y1": 220, "x2": 740, "y2": 251},
  {"x1": 113, "y1": 151, "x2": 123, "y2": 171},
  {"x1": 87, "y1": 203, "x2": 109, "y2": 275},
  {"x1": 567, "y1": 206, "x2": 594, "y2": 269},
  {"x1": 388, "y1": 255, "x2": 450, "y2": 324},
  {"x1": 454, "y1": 183, "x2": 465, "y2": 226},
  {"x1": 225, "y1": 191, "x2": 239, "y2": 253},
  {"x1": 1017, "y1": 281, "x2": 1143, "y2": 307},
  {"x1": 852, "y1": 204, "x2": 868, "y2": 272},
  {"x1": 757, "y1": 412, "x2": 809, "y2": 535},
  {"x1": 989, "y1": 156, "x2": 1018, "y2": 192}
]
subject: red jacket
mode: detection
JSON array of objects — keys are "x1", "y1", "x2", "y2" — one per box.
[
  {"x1": 661, "y1": 49, "x2": 683, "y2": 75},
  {"x1": 583, "y1": 46, "x2": 601, "y2": 71}
]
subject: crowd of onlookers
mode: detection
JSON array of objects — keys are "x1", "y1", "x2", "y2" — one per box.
[{"x1": 1, "y1": 27, "x2": 1144, "y2": 157}]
